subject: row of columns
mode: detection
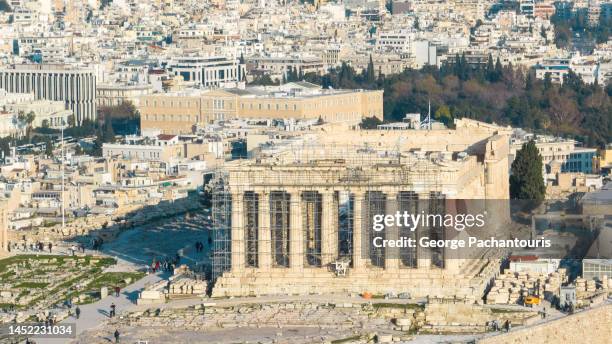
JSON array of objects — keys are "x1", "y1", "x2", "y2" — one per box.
[
  {"x1": 229, "y1": 189, "x2": 444, "y2": 273},
  {"x1": 0, "y1": 70, "x2": 97, "y2": 123}
]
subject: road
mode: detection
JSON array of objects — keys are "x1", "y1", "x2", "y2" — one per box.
[{"x1": 35, "y1": 272, "x2": 164, "y2": 344}]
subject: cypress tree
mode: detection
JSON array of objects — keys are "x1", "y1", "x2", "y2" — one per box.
[
  {"x1": 510, "y1": 140, "x2": 546, "y2": 206},
  {"x1": 103, "y1": 123, "x2": 115, "y2": 143},
  {"x1": 459, "y1": 53, "x2": 469, "y2": 80},
  {"x1": 366, "y1": 55, "x2": 375, "y2": 83},
  {"x1": 525, "y1": 71, "x2": 534, "y2": 90},
  {"x1": 494, "y1": 57, "x2": 503, "y2": 81},
  {"x1": 44, "y1": 137, "x2": 53, "y2": 157},
  {"x1": 543, "y1": 72, "x2": 552, "y2": 90},
  {"x1": 453, "y1": 53, "x2": 462, "y2": 78},
  {"x1": 486, "y1": 53, "x2": 494, "y2": 82}
]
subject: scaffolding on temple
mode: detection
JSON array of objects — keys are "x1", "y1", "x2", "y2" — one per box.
[{"x1": 209, "y1": 141, "x2": 449, "y2": 286}]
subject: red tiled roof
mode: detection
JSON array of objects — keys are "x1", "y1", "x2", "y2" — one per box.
[
  {"x1": 157, "y1": 134, "x2": 176, "y2": 141},
  {"x1": 509, "y1": 255, "x2": 539, "y2": 262}
]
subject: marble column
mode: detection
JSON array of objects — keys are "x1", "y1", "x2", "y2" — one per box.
[
  {"x1": 258, "y1": 191, "x2": 271, "y2": 270},
  {"x1": 352, "y1": 190, "x2": 366, "y2": 270},
  {"x1": 417, "y1": 193, "x2": 431, "y2": 269},
  {"x1": 230, "y1": 191, "x2": 245, "y2": 272},
  {"x1": 289, "y1": 190, "x2": 303, "y2": 270},
  {"x1": 321, "y1": 190, "x2": 338, "y2": 266},
  {"x1": 385, "y1": 191, "x2": 400, "y2": 271}
]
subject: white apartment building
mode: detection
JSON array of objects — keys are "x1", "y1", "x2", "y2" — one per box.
[
  {"x1": 376, "y1": 30, "x2": 414, "y2": 53},
  {"x1": 0, "y1": 90, "x2": 70, "y2": 136},
  {"x1": 535, "y1": 56, "x2": 607, "y2": 85},
  {"x1": 248, "y1": 55, "x2": 326, "y2": 79},
  {"x1": 165, "y1": 56, "x2": 246, "y2": 88},
  {"x1": 511, "y1": 135, "x2": 597, "y2": 174}
]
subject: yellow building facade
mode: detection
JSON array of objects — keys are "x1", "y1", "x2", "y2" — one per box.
[{"x1": 138, "y1": 86, "x2": 384, "y2": 134}]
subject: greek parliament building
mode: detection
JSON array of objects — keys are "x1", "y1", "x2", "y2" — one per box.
[
  {"x1": 210, "y1": 119, "x2": 512, "y2": 299},
  {"x1": 0, "y1": 64, "x2": 96, "y2": 124},
  {"x1": 138, "y1": 82, "x2": 383, "y2": 135}
]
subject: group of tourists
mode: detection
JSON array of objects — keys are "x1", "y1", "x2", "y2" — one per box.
[{"x1": 150, "y1": 253, "x2": 181, "y2": 273}]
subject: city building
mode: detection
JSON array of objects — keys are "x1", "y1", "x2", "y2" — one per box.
[
  {"x1": 593, "y1": 143, "x2": 612, "y2": 175},
  {"x1": 0, "y1": 90, "x2": 71, "y2": 135},
  {"x1": 248, "y1": 56, "x2": 326, "y2": 80},
  {"x1": 96, "y1": 83, "x2": 153, "y2": 107},
  {"x1": 0, "y1": 64, "x2": 96, "y2": 123},
  {"x1": 138, "y1": 82, "x2": 384, "y2": 135},
  {"x1": 582, "y1": 258, "x2": 612, "y2": 281},
  {"x1": 165, "y1": 56, "x2": 246, "y2": 88},
  {"x1": 511, "y1": 135, "x2": 597, "y2": 174}
]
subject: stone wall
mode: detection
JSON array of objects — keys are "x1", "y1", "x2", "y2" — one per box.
[{"x1": 477, "y1": 303, "x2": 612, "y2": 344}]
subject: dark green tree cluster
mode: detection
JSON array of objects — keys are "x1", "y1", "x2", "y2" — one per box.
[
  {"x1": 249, "y1": 74, "x2": 279, "y2": 86},
  {"x1": 0, "y1": 114, "x2": 121, "y2": 158},
  {"x1": 304, "y1": 58, "x2": 611, "y2": 148},
  {"x1": 359, "y1": 116, "x2": 383, "y2": 129},
  {"x1": 510, "y1": 140, "x2": 546, "y2": 206},
  {"x1": 100, "y1": 0, "x2": 113, "y2": 10},
  {"x1": 44, "y1": 137, "x2": 54, "y2": 157},
  {"x1": 552, "y1": 10, "x2": 612, "y2": 47},
  {"x1": 303, "y1": 60, "x2": 380, "y2": 90},
  {"x1": 283, "y1": 66, "x2": 304, "y2": 83},
  {"x1": 0, "y1": 0, "x2": 11, "y2": 12},
  {"x1": 90, "y1": 122, "x2": 115, "y2": 157},
  {"x1": 98, "y1": 101, "x2": 139, "y2": 135}
]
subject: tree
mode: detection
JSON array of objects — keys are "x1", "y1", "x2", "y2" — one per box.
[
  {"x1": 92, "y1": 130, "x2": 103, "y2": 157},
  {"x1": 0, "y1": 0, "x2": 11, "y2": 12},
  {"x1": 365, "y1": 55, "x2": 375, "y2": 84},
  {"x1": 543, "y1": 72, "x2": 552, "y2": 90},
  {"x1": 17, "y1": 111, "x2": 35, "y2": 138},
  {"x1": 413, "y1": 17, "x2": 420, "y2": 30},
  {"x1": 486, "y1": 53, "x2": 495, "y2": 82},
  {"x1": 103, "y1": 123, "x2": 116, "y2": 143},
  {"x1": 249, "y1": 74, "x2": 277, "y2": 86},
  {"x1": 525, "y1": 71, "x2": 534, "y2": 90},
  {"x1": 100, "y1": 0, "x2": 112, "y2": 10},
  {"x1": 434, "y1": 105, "x2": 452, "y2": 124},
  {"x1": 510, "y1": 140, "x2": 546, "y2": 206},
  {"x1": 41, "y1": 119, "x2": 50, "y2": 128},
  {"x1": 359, "y1": 116, "x2": 382, "y2": 129},
  {"x1": 494, "y1": 57, "x2": 503, "y2": 82},
  {"x1": 44, "y1": 137, "x2": 53, "y2": 157}
]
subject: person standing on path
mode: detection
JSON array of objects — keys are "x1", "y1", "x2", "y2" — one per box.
[
  {"x1": 110, "y1": 303, "x2": 116, "y2": 318},
  {"x1": 115, "y1": 286, "x2": 120, "y2": 297},
  {"x1": 114, "y1": 329, "x2": 120, "y2": 343},
  {"x1": 48, "y1": 242, "x2": 52, "y2": 253},
  {"x1": 75, "y1": 306, "x2": 81, "y2": 319}
]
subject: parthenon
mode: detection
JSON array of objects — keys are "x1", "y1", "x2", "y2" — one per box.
[{"x1": 211, "y1": 119, "x2": 513, "y2": 299}]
